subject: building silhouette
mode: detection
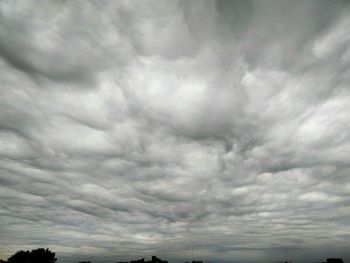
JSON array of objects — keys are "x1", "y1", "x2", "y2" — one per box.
[{"x1": 119, "y1": 256, "x2": 168, "y2": 263}]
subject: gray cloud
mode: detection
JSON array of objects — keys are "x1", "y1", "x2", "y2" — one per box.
[{"x1": 1, "y1": 1, "x2": 350, "y2": 262}]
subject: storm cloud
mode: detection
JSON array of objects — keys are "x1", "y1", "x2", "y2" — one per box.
[{"x1": 1, "y1": 1, "x2": 350, "y2": 262}]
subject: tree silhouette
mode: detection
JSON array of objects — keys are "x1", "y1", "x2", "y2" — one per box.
[
  {"x1": 7, "y1": 250, "x2": 29, "y2": 263},
  {"x1": 7, "y1": 248, "x2": 56, "y2": 263}
]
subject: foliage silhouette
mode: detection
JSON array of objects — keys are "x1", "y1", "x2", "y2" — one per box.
[
  {"x1": 7, "y1": 251, "x2": 29, "y2": 263},
  {"x1": 7, "y1": 248, "x2": 56, "y2": 263}
]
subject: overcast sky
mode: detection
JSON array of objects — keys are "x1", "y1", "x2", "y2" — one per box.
[{"x1": 1, "y1": 1, "x2": 350, "y2": 262}]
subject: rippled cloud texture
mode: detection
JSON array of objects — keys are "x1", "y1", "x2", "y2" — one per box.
[{"x1": 1, "y1": 1, "x2": 350, "y2": 262}]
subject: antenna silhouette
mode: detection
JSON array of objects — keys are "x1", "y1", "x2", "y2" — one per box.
[{"x1": 191, "y1": 244, "x2": 194, "y2": 262}]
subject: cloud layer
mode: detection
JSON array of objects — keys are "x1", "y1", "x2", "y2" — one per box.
[{"x1": 1, "y1": 1, "x2": 350, "y2": 262}]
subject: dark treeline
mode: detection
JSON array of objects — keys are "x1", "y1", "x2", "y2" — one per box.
[
  {"x1": 0, "y1": 248, "x2": 345, "y2": 263},
  {"x1": 1, "y1": 248, "x2": 56, "y2": 263}
]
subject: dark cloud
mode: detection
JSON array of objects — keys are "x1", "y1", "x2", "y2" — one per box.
[{"x1": 1, "y1": 1, "x2": 350, "y2": 262}]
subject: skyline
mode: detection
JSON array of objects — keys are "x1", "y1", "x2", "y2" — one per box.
[
  {"x1": 1, "y1": 0, "x2": 350, "y2": 262},
  {"x1": 0, "y1": 249, "x2": 346, "y2": 263}
]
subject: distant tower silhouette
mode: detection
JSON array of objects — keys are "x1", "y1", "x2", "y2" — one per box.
[{"x1": 191, "y1": 244, "x2": 194, "y2": 262}]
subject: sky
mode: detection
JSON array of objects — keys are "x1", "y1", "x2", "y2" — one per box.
[{"x1": 0, "y1": 0, "x2": 350, "y2": 262}]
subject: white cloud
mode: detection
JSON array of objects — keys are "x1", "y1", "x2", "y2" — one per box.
[{"x1": 0, "y1": 1, "x2": 350, "y2": 262}]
